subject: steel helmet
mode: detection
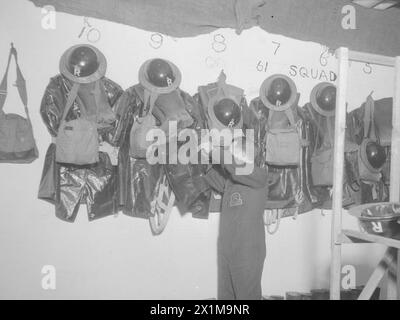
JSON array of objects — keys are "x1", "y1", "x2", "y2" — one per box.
[
  {"x1": 147, "y1": 58, "x2": 176, "y2": 88},
  {"x1": 365, "y1": 140, "x2": 386, "y2": 170},
  {"x1": 316, "y1": 85, "x2": 336, "y2": 112},
  {"x1": 59, "y1": 44, "x2": 107, "y2": 84},
  {"x1": 260, "y1": 74, "x2": 298, "y2": 112},
  {"x1": 67, "y1": 46, "x2": 99, "y2": 78},
  {"x1": 267, "y1": 77, "x2": 292, "y2": 106},
  {"x1": 310, "y1": 82, "x2": 337, "y2": 117},
  {"x1": 213, "y1": 98, "x2": 242, "y2": 128},
  {"x1": 138, "y1": 58, "x2": 182, "y2": 97}
]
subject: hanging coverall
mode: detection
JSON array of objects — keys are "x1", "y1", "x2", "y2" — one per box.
[{"x1": 205, "y1": 157, "x2": 268, "y2": 300}]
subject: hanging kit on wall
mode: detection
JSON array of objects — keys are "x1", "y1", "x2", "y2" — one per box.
[
  {"x1": 0, "y1": 43, "x2": 38, "y2": 163},
  {"x1": 358, "y1": 92, "x2": 387, "y2": 184},
  {"x1": 307, "y1": 82, "x2": 337, "y2": 187},
  {"x1": 260, "y1": 74, "x2": 304, "y2": 166}
]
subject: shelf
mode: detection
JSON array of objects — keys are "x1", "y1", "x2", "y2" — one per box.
[{"x1": 340, "y1": 229, "x2": 400, "y2": 249}]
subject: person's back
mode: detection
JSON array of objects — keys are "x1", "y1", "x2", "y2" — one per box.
[{"x1": 205, "y1": 151, "x2": 268, "y2": 300}]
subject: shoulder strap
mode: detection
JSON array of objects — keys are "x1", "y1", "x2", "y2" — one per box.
[
  {"x1": 0, "y1": 44, "x2": 14, "y2": 111},
  {"x1": 0, "y1": 43, "x2": 30, "y2": 119},
  {"x1": 285, "y1": 93, "x2": 301, "y2": 128},
  {"x1": 133, "y1": 84, "x2": 157, "y2": 117},
  {"x1": 267, "y1": 95, "x2": 299, "y2": 129},
  {"x1": 364, "y1": 93, "x2": 376, "y2": 141},
  {"x1": 326, "y1": 116, "x2": 334, "y2": 147},
  {"x1": 306, "y1": 103, "x2": 334, "y2": 153},
  {"x1": 198, "y1": 84, "x2": 212, "y2": 111},
  {"x1": 305, "y1": 103, "x2": 319, "y2": 152},
  {"x1": 92, "y1": 80, "x2": 101, "y2": 123},
  {"x1": 284, "y1": 108, "x2": 296, "y2": 127},
  {"x1": 307, "y1": 103, "x2": 324, "y2": 154},
  {"x1": 60, "y1": 82, "x2": 80, "y2": 124}
]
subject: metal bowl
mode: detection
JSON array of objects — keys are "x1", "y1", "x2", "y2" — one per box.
[{"x1": 349, "y1": 202, "x2": 400, "y2": 240}]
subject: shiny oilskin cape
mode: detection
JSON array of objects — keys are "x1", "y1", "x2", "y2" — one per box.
[
  {"x1": 303, "y1": 103, "x2": 355, "y2": 209},
  {"x1": 248, "y1": 97, "x2": 315, "y2": 216},
  {"x1": 345, "y1": 98, "x2": 391, "y2": 205},
  {"x1": 112, "y1": 84, "x2": 211, "y2": 219},
  {"x1": 38, "y1": 75, "x2": 123, "y2": 222}
]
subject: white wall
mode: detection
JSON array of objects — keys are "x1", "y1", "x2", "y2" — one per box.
[{"x1": 0, "y1": 0, "x2": 395, "y2": 299}]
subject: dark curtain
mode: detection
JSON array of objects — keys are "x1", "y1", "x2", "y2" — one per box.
[{"x1": 29, "y1": 0, "x2": 400, "y2": 56}]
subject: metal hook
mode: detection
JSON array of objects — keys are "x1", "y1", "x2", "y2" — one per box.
[{"x1": 9, "y1": 42, "x2": 17, "y2": 58}]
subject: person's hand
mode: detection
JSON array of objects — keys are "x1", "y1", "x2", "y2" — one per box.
[
  {"x1": 198, "y1": 140, "x2": 213, "y2": 159},
  {"x1": 228, "y1": 136, "x2": 254, "y2": 165},
  {"x1": 99, "y1": 141, "x2": 119, "y2": 165}
]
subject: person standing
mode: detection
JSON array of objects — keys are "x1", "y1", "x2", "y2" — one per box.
[{"x1": 204, "y1": 137, "x2": 267, "y2": 300}]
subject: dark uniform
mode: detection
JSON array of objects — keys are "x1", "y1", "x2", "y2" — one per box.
[{"x1": 206, "y1": 161, "x2": 267, "y2": 300}]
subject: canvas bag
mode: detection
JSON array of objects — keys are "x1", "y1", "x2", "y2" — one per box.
[
  {"x1": 308, "y1": 105, "x2": 335, "y2": 186},
  {"x1": 130, "y1": 113, "x2": 158, "y2": 159},
  {"x1": 265, "y1": 105, "x2": 301, "y2": 166},
  {"x1": 0, "y1": 44, "x2": 38, "y2": 163},
  {"x1": 55, "y1": 82, "x2": 99, "y2": 165},
  {"x1": 129, "y1": 86, "x2": 161, "y2": 159}
]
